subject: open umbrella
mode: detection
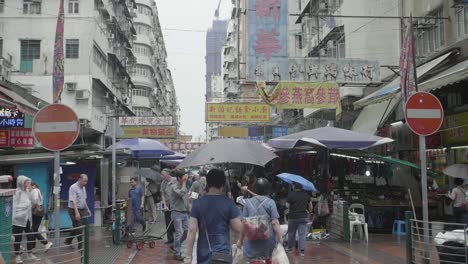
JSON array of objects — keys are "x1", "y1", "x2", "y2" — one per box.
[
  {"x1": 177, "y1": 138, "x2": 278, "y2": 168},
  {"x1": 137, "y1": 168, "x2": 162, "y2": 183},
  {"x1": 159, "y1": 152, "x2": 186, "y2": 160},
  {"x1": 276, "y1": 173, "x2": 318, "y2": 192},
  {"x1": 268, "y1": 127, "x2": 393, "y2": 150},
  {"x1": 443, "y1": 164, "x2": 468, "y2": 179},
  {"x1": 106, "y1": 138, "x2": 174, "y2": 159}
]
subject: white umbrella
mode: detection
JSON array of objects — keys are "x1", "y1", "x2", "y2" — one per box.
[{"x1": 443, "y1": 164, "x2": 468, "y2": 180}]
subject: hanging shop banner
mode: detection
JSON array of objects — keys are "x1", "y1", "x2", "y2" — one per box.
[
  {"x1": 10, "y1": 128, "x2": 35, "y2": 148},
  {"x1": 247, "y1": 0, "x2": 288, "y2": 81},
  {"x1": 206, "y1": 103, "x2": 271, "y2": 123},
  {"x1": 165, "y1": 142, "x2": 205, "y2": 152},
  {"x1": 218, "y1": 127, "x2": 249, "y2": 138},
  {"x1": 0, "y1": 130, "x2": 9, "y2": 147},
  {"x1": 250, "y1": 58, "x2": 380, "y2": 84},
  {"x1": 257, "y1": 82, "x2": 342, "y2": 119},
  {"x1": 120, "y1": 126, "x2": 177, "y2": 139},
  {"x1": 441, "y1": 112, "x2": 468, "y2": 145},
  {"x1": 119, "y1": 116, "x2": 173, "y2": 126},
  {"x1": 0, "y1": 107, "x2": 25, "y2": 128}
]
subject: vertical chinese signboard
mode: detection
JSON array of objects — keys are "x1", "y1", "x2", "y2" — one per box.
[{"x1": 248, "y1": 0, "x2": 288, "y2": 81}]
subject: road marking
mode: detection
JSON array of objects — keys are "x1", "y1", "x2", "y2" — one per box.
[
  {"x1": 407, "y1": 109, "x2": 441, "y2": 119},
  {"x1": 35, "y1": 121, "x2": 78, "y2": 133}
]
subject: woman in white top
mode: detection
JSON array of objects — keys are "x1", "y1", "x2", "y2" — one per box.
[
  {"x1": 447, "y1": 178, "x2": 468, "y2": 224},
  {"x1": 30, "y1": 182, "x2": 53, "y2": 252}
]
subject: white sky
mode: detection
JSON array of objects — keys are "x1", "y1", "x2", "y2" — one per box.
[{"x1": 155, "y1": 0, "x2": 231, "y2": 141}]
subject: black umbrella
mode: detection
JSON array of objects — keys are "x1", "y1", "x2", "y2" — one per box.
[
  {"x1": 138, "y1": 168, "x2": 162, "y2": 183},
  {"x1": 177, "y1": 138, "x2": 278, "y2": 168}
]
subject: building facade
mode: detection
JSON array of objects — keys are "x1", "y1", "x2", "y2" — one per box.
[{"x1": 206, "y1": 19, "x2": 227, "y2": 101}]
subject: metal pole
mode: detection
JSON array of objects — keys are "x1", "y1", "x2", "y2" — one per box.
[
  {"x1": 419, "y1": 135, "x2": 429, "y2": 262},
  {"x1": 53, "y1": 151, "x2": 61, "y2": 261},
  {"x1": 112, "y1": 117, "x2": 117, "y2": 211}
]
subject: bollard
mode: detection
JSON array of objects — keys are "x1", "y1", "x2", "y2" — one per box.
[
  {"x1": 82, "y1": 217, "x2": 90, "y2": 264},
  {"x1": 405, "y1": 211, "x2": 413, "y2": 264},
  {"x1": 113, "y1": 207, "x2": 121, "y2": 245}
]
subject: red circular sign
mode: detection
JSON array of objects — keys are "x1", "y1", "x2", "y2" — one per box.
[
  {"x1": 405, "y1": 92, "x2": 444, "y2": 136},
  {"x1": 33, "y1": 104, "x2": 80, "y2": 151}
]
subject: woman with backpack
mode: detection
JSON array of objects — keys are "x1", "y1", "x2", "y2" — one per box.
[
  {"x1": 30, "y1": 182, "x2": 53, "y2": 252},
  {"x1": 237, "y1": 178, "x2": 283, "y2": 264},
  {"x1": 446, "y1": 178, "x2": 468, "y2": 224}
]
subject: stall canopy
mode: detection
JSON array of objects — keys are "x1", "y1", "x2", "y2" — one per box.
[
  {"x1": 351, "y1": 98, "x2": 400, "y2": 134},
  {"x1": 353, "y1": 51, "x2": 453, "y2": 108},
  {"x1": 267, "y1": 127, "x2": 394, "y2": 150},
  {"x1": 419, "y1": 59, "x2": 468, "y2": 92},
  {"x1": 105, "y1": 138, "x2": 174, "y2": 159}
]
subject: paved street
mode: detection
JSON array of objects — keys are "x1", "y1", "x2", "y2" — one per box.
[{"x1": 108, "y1": 217, "x2": 407, "y2": 264}]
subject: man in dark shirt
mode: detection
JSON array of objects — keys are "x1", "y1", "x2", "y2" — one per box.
[
  {"x1": 128, "y1": 177, "x2": 146, "y2": 234},
  {"x1": 286, "y1": 183, "x2": 312, "y2": 257}
]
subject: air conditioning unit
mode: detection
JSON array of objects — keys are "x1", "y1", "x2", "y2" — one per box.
[
  {"x1": 65, "y1": 82, "x2": 77, "y2": 92},
  {"x1": 76, "y1": 90, "x2": 90, "y2": 100},
  {"x1": 103, "y1": 92, "x2": 110, "y2": 99},
  {"x1": 80, "y1": 119, "x2": 91, "y2": 127},
  {"x1": 319, "y1": 2, "x2": 329, "y2": 12},
  {"x1": 108, "y1": 33, "x2": 115, "y2": 40}
]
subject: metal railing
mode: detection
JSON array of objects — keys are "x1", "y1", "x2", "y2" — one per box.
[
  {"x1": 0, "y1": 224, "x2": 89, "y2": 264},
  {"x1": 406, "y1": 212, "x2": 468, "y2": 264}
]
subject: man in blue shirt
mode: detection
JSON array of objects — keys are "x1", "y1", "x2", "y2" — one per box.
[
  {"x1": 185, "y1": 169, "x2": 243, "y2": 264},
  {"x1": 128, "y1": 177, "x2": 146, "y2": 234}
]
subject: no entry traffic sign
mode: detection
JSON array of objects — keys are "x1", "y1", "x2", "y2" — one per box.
[
  {"x1": 405, "y1": 92, "x2": 444, "y2": 136},
  {"x1": 33, "y1": 104, "x2": 80, "y2": 151}
]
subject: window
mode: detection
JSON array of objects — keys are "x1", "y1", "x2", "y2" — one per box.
[
  {"x1": 135, "y1": 23, "x2": 151, "y2": 35},
  {"x1": 132, "y1": 88, "x2": 148, "y2": 97},
  {"x1": 20, "y1": 40, "x2": 40, "y2": 72},
  {"x1": 93, "y1": 45, "x2": 107, "y2": 73},
  {"x1": 68, "y1": 0, "x2": 79, "y2": 14},
  {"x1": 23, "y1": 0, "x2": 41, "y2": 15},
  {"x1": 414, "y1": 9, "x2": 445, "y2": 58},
  {"x1": 133, "y1": 107, "x2": 152, "y2": 117},
  {"x1": 0, "y1": 0, "x2": 4, "y2": 13},
  {"x1": 137, "y1": 5, "x2": 152, "y2": 16},
  {"x1": 66, "y1": 39, "x2": 79, "y2": 59},
  {"x1": 132, "y1": 65, "x2": 152, "y2": 77},
  {"x1": 133, "y1": 44, "x2": 152, "y2": 56}
]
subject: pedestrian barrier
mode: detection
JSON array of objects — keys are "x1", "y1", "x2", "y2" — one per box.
[
  {"x1": 0, "y1": 225, "x2": 89, "y2": 264},
  {"x1": 406, "y1": 212, "x2": 468, "y2": 264}
]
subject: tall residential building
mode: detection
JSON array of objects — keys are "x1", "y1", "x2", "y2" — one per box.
[
  {"x1": 205, "y1": 19, "x2": 227, "y2": 101},
  {"x1": 131, "y1": 0, "x2": 179, "y2": 124},
  {"x1": 0, "y1": 0, "x2": 137, "y2": 140}
]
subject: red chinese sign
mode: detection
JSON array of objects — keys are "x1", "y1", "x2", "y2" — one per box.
[
  {"x1": 120, "y1": 126, "x2": 177, "y2": 139},
  {"x1": 0, "y1": 128, "x2": 35, "y2": 148},
  {"x1": 206, "y1": 103, "x2": 271, "y2": 123},
  {"x1": 257, "y1": 82, "x2": 342, "y2": 119}
]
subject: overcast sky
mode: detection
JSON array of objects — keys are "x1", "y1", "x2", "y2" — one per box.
[{"x1": 155, "y1": 0, "x2": 231, "y2": 141}]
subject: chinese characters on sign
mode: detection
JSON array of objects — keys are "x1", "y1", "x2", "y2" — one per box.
[
  {"x1": 257, "y1": 82, "x2": 342, "y2": 119},
  {"x1": 119, "y1": 116, "x2": 173, "y2": 126},
  {"x1": 120, "y1": 126, "x2": 177, "y2": 139},
  {"x1": 248, "y1": 0, "x2": 288, "y2": 81},
  {"x1": 206, "y1": 103, "x2": 271, "y2": 123},
  {"x1": 165, "y1": 142, "x2": 206, "y2": 152},
  {"x1": 249, "y1": 58, "x2": 380, "y2": 84},
  {"x1": 0, "y1": 128, "x2": 35, "y2": 148},
  {"x1": 441, "y1": 112, "x2": 468, "y2": 145},
  {"x1": 0, "y1": 108, "x2": 25, "y2": 128}
]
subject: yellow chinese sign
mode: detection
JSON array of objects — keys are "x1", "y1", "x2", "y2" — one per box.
[
  {"x1": 257, "y1": 82, "x2": 342, "y2": 120},
  {"x1": 206, "y1": 103, "x2": 270, "y2": 123},
  {"x1": 120, "y1": 126, "x2": 177, "y2": 139},
  {"x1": 218, "y1": 126, "x2": 249, "y2": 137},
  {"x1": 441, "y1": 112, "x2": 468, "y2": 145}
]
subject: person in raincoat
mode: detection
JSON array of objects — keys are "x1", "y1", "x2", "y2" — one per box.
[{"x1": 12, "y1": 176, "x2": 38, "y2": 263}]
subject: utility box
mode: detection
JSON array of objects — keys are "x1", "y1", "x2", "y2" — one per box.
[{"x1": 0, "y1": 189, "x2": 16, "y2": 264}]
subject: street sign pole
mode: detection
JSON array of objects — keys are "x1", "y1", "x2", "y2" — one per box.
[
  {"x1": 112, "y1": 117, "x2": 116, "y2": 212},
  {"x1": 53, "y1": 151, "x2": 61, "y2": 261},
  {"x1": 419, "y1": 135, "x2": 429, "y2": 261}
]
